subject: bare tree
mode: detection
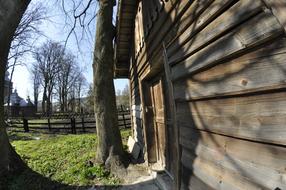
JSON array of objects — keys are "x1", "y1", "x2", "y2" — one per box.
[
  {"x1": 55, "y1": 52, "x2": 86, "y2": 112},
  {"x1": 5, "y1": 3, "x2": 45, "y2": 108},
  {"x1": 56, "y1": 52, "x2": 75, "y2": 112},
  {"x1": 116, "y1": 84, "x2": 130, "y2": 108},
  {"x1": 8, "y1": 2, "x2": 45, "y2": 67},
  {"x1": 34, "y1": 41, "x2": 63, "y2": 115},
  {"x1": 59, "y1": 0, "x2": 98, "y2": 47},
  {"x1": 85, "y1": 83, "x2": 94, "y2": 113},
  {"x1": 30, "y1": 63, "x2": 41, "y2": 111},
  {"x1": 74, "y1": 72, "x2": 87, "y2": 112}
]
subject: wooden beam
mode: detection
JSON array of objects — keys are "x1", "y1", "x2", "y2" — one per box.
[
  {"x1": 171, "y1": 12, "x2": 284, "y2": 81},
  {"x1": 263, "y1": 0, "x2": 286, "y2": 32},
  {"x1": 177, "y1": 91, "x2": 286, "y2": 146},
  {"x1": 163, "y1": 43, "x2": 181, "y2": 190},
  {"x1": 180, "y1": 129, "x2": 286, "y2": 190},
  {"x1": 173, "y1": 38, "x2": 286, "y2": 100}
]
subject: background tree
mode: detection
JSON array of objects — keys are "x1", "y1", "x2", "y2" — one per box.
[
  {"x1": 30, "y1": 63, "x2": 41, "y2": 111},
  {"x1": 6, "y1": 2, "x2": 45, "y2": 108},
  {"x1": 33, "y1": 41, "x2": 63, "y2": 115},
  {"x1": 7, "y1": 2, "x2": 45, "y2": 67},
  {"x1": 73, "y1": 72, "x2": 87, "y2": 112},
  {"x1": 85, "y1": 83, "x2": 95, "y2": 113},
  {"x1": 56, "y1": 52, "x2": 77, "y2": 112},
  {"x1": 116, "y1": 84, "x2": 130, "y2": 109},
  {"x1": 55, "y1": 52, "x2": 87, "y2": 112}
]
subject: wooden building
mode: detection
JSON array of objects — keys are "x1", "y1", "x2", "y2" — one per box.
[{"x1": 115, "y1": 0, "x2": 286, "y2": 189}]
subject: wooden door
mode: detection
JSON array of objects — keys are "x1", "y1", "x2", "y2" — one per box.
[{"x1": 144, "y1": 76, "x2": 166, "y2": 168}]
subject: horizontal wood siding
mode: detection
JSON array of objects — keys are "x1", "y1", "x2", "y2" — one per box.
[
  {"x1": 173, "y1": 38, "x2": 286, "y2": 100},
  {"x1": 161, "y1": 0, "x2": 286, "y2": 189},
  {"x1": 129, "y1": 0, "x2": 286, "y2": 189}
]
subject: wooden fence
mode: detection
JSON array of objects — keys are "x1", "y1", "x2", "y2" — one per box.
[{"x1": 6, "y1": 110, "x2": 131, "y2": 134}]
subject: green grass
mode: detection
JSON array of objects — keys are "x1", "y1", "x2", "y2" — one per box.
[{"x1": 7, "y1": 129, "x2": 131, "y2": 189}]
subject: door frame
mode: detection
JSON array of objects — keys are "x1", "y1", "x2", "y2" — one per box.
[{"x1": 140, "y1": 72, "x2": 167, "y2": 169}]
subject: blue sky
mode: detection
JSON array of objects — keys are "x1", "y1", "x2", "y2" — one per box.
[{"x1": 11, "y1": 0, "x2": 128, "y2": 99}]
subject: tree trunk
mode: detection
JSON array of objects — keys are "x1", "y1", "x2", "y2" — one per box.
[
  {"x1": 0, "y1": 0, "x2": 30, "y2": 182},
  {"x1": 34, "y1": 98, "x2": 38, "y2": 112},
  {"x1": 93, "y1": 0, "x2": 125, "y2": 171},
  {"x1": 7, "y1": 57, "x2": 17, "y2": 110},
  {"x1": 47, "y1": 94, "x2": 51, "y2": 116},
  {"x1": 42, "y1": 85, "x2": 47, "y2": 114}
]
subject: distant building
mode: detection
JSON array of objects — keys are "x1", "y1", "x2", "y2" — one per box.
[
  {"x1": 4, "y1": 72, "x2": 36, "y2": 117},
  {"x1": 5, "y1": 90, "x2": 36, "y2": 117}
]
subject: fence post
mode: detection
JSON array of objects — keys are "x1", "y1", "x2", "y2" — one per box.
[
  {"x1": 48, "y1": 118, "x2": 51, "y2": 131},
  {"x1": 23, "y1": 118, "x2": 29, "y2": 132},
  {"x1": 122, "y1": 113, "x2": 126, "y2": 129},
  {"x1": 81, "y1": 117, "x2": 85, "y2": 133},
  {"x1": 71, "y1": 118, "x2": 76, "y2": 134}
]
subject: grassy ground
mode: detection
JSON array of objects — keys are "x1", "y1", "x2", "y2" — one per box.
[{"x1": 7, "y1": 129, "x2": 131, "y2": 190}]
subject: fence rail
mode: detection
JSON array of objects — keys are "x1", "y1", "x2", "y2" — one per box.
[{"x1": 6, "y1": 110, "x2": 131, "y2": 134}]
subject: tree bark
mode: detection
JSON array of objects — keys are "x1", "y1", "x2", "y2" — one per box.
[
  {"x1": 0, "y1": 0, "x2": 30, "y2": 181},
  {"x1": 42, "y1": 85, "x2": 47, "y2": 114},
  {"x1": 93, "y1": 0, "x2": 125, "y2": 170}
]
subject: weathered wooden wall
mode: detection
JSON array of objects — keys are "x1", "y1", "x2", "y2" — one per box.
[
  {"x1": 130, "y1": 1, "x2": 183, "y2": 181},
  {"x1": 129, "y1": 0, "x2": 286, "y2": 189}
]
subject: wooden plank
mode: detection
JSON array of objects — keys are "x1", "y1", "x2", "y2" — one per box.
[
  {"x1": 180, "y1": 129, "x2": 286, "y2": 173},
  {"x1": 167, "y1": 0, "x2": 236, "y2": 55},
  {"x1": 181, "y1": 150, "x2": 282, "y2": 190},
  {"x1": 137, "y1": 2, "x2": 144, "y2": 49},
  {"x1": 136, "y1": 0, "x2": 236, "y2": 76},
  {"x1": 141, "y1": 0, "x2": 153, "y2": 32},
  {"x1": 134, "y1": 12, "x2": 140, "y2": 55},
  {"x1": 176, "y1": 91, "x2": 286, "y2": 146},
  {"x1": 182, "y1": 156, "x2": 256, "y2": 190},
  {"x1": 134, "y1": 0, "x2": 191, "y2": 78},
  {"x1": 140, "y1": 80, "x2": 157, "y2": 163},
  {"x1": 263, "y1": 0, "x2": 286, "y2": 32},
  {"x1": 165, "y1": 0, "x2": 215, "y2": 47},
  {"x1": 181, "y1": 165, "x2": 216, "y2": 190},
  {"x1": 171, "y1": 12, "x2": 284, "y2": 81},
  {"x1": 144, "y1": 0, "x2": 180, "y2": 49},
  {"x1": 150, "y1": 0, "x2": 159, "y2": 22},
  {"x1": 180, "y1": 129, "x2": 286, "y2": 190},
  {"x1": 173, "y1": 38, "x2": 286, "y2": 100},
  {"x1": 163, "y1": 43, "x2": 180, "y2": 189},
  {"x1": 168, "y1": 0, "x2": 263, "y2": 64}
]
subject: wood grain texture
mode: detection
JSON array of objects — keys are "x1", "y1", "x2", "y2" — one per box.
[
  {"x1": 173, "y1": 38, "x2": 286, "y2": 100},
  {"x1": 129, "y1": 1, "x2": 286, "y2": 190},
  {"x1": 180, "y1": 129, "x2": 286, "y2": 190},
  {"x1": 167, "y1": 0, "x2": 263, "y2": 65},
  {"x1": 133, "y1": 0, "x2": 193, "y2": 80},
  {"x1": 165, "y1": 0, "x2": 215, "y2": 47},
  {"x1": 263, "y1": 0, "x2": 286, "y2": 32},
  {"x1": 167, "y1": 0, "x2": 236, "y2": 56},
  {"x1": 163, "y1": 43, "x2": 180, "y2": 188},
  {"x1": 176, "y1": 91, "x2": 286, "y2": 146},
  {"x1": 171, "y1": 12, "x2": 284, "y2": 81}
]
